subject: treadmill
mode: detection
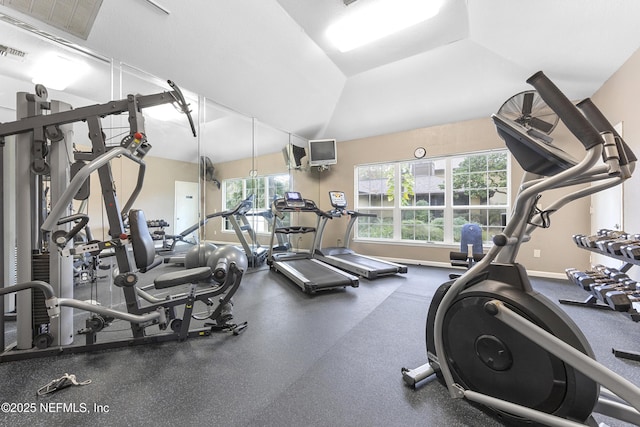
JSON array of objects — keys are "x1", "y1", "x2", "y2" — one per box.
[
  {"x1": 267, "y1": 192, "x2": 359, "y2": 293},
  {"x1": 313, "y1": 191, "x2": 408, "y2": 280}
]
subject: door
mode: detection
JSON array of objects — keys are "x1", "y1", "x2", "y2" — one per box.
[{"x1": 174, "y1": 181, "x2": 199, "y2": 243}]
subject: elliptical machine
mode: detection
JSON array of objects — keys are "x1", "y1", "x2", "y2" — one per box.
[{"x1": 401, "y1": 71, "x2": 640, "y2": 426}]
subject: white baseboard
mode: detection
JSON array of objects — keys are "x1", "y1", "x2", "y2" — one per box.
[{"x1": 376, "y1": 256, "x2": 567, "y2": 281}]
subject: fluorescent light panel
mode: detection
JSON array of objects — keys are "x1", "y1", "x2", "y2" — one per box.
[
  {"x1": 31, "y1": 53, "x2": 89, "y2": 90},
  {"x1": 145, "y1": 102, "x2": 198, "y2": 122},
  {"x1": 327, "y1": 0, "x2": 445, "y2": 52}
]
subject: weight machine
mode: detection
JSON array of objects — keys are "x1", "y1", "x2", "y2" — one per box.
[{"x1": 0, "y1": 81, "x2": 245, "y2": 362}]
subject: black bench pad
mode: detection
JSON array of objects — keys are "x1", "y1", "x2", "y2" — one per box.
[{"x1": 154, "y1": 266, "x2": 212, "y2": 289}]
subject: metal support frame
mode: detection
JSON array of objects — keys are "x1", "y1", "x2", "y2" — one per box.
[{"x1": 0, "y1": 81, "x2": 201, "y2": 359}]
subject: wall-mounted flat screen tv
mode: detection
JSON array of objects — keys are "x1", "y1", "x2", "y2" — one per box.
[{"x1": 308, "y1": 139, "x2": 337, "y2": 167}]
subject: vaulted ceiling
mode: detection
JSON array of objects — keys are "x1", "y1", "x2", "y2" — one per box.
[{"x1": 1, "y1": 0, "x2": 640, "y2": 161}]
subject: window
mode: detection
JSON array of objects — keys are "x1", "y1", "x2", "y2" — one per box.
[
  {"x1": 355, "y1": 150, "x2": 509, "y2": 246},
  {"x1": 222, "y1": 173, "x2": 290, "y2": 233}
]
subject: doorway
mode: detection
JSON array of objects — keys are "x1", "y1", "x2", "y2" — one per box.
[{"x1": 174, "y1": 181, "x2": 199, "y2": 243}]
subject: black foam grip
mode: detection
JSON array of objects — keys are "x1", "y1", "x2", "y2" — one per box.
[
  {"x1": 213, "y1": 258, "x2": 229, "y2": 282},
  {"x1": 576, "y1": 98, "x2": 637, "y2": 165},
  {"x1": 526, "y1": 71, "x2": 602, "y2": 150}
]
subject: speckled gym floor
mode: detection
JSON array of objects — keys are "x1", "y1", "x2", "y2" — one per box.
[{"x1": 1, "y1": 263, "x2": 639, "y2": 426}]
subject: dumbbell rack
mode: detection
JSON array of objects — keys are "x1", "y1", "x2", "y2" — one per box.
[
  {"x1": 568, "y1": 231, "x2": 640, "y2": 360},
  {"x1": 146, "y1": 219, "x2": 170, "y2": 241}
]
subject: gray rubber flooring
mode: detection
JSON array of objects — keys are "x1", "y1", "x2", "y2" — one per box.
[{"x1": 1, "y1": 263, "x2": 640, "y2": 426}]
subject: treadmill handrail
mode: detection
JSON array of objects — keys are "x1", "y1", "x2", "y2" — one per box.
[{"x1": 177, "y1": 194, "x2": 254, "y2": 237}]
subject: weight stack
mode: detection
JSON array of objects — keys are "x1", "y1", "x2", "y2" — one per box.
[{"x1": 31, "y1": 253, "x2": 51, "y2": 333}]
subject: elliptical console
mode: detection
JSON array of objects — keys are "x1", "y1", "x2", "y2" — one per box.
[{"x1": 402, "y1": 71, "x2": 640, "y2": 426}]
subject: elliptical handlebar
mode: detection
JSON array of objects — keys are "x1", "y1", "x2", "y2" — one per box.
[
  {"x1": 577, "y1": 97, "x2": 637, "y2": 166},
  {"x1": 526, "y1": 71, "x2": 603, "y2": 151}
]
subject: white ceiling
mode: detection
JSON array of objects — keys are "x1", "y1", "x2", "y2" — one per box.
[{"x1": 1, "y1": 0, "x2": 640, "y2": 163}]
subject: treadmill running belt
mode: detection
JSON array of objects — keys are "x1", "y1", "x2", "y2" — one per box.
[
  {"x1": 286, "y1": 259, "x2": 352, "y2": 287},
  {"x1": 275, "y1": 258, "x2": 358, "y2": 293},
  {"x1": 335, "y1": 253, "x2": 399, "y2": 274}
]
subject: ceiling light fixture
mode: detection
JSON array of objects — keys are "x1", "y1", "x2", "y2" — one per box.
[
  {"x1": 31, "y1": 54, "x2": 89, "y2": 91},
  {"x1": 327, "y1": 0, "x2": 445, "y2": 53},
  {"x1": 145, "y1": 102, "x2": 198, "y2": 122}
]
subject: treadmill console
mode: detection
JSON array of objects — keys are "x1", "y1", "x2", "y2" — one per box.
[
  {"x1": 329, "y1": 191, "x2": 347, "y2": 209},
  {"x1": 284, "y1": 191, "x2": 306, "y2": 208}
]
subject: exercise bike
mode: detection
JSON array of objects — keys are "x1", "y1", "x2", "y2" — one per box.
[{"x1": 401, "y1": 71, "x2": 640, "y2": 426}]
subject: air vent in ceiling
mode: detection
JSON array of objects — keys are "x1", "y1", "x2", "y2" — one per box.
[
  {"x1": 0, "y1": 43, "x2": 26, "y2": 58},
  {"x1": 0, "y1": 0, "x2": 102, "y2": 40}
]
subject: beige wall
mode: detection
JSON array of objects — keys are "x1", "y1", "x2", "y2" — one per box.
[
  {"x1": 592, "y1": 47, "x2": 640, "y2": 234},
  {"x1": 314, "y1": 118, "x2": 591, "y2": 275},
  {"x1": 86, "y1": 46, "x2": 640, "y2": 277},
  {"x1": 209, "y1": 116, "x2": 594, "y2": 276},
  {"x1": 590, "y1": 46, "x2": 640, "y2": 278},
  {"x1": 86, "y1": 155, "x2": 198, "y2": 240}
]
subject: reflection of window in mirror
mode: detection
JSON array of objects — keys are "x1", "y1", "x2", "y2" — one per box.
[{"x1": 222, "y1": 173, "x2": 291, "y2": 233}]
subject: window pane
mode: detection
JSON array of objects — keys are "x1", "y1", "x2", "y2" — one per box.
[
  {"x1": 468, "y1": 172, "x2": 488, "y2": 206},
  {"x1": 398, "y1": 163, "x2": 415, "y2": 206},
  {"x1": 223, "y1": 174, "x2": 289, "y2": 233},
  {"x1": 401, "y1": 209, "x2": 444, "y2": 242},
  {"x1": 356, "y1": 209, "x2": 393, "y2": 239},
  {"x1": 488, "y1": 209, "x2": 506, "y2": 226},
  {"x1": 225, "y1": 180, "x2": 243, "y2": 209},
  {"x1": 452, "y1": 172, "x2": 468, "y2": 190},
  {"x1": 453, "y1": 189, "x2": 470, "y2": 206},
  {"x1": 488, "y1": 152, "x2": 508, "y2": 170},
  {"x1": 452, "y1": 161, "x2": 470, "y2": 206},
  {"x1": 488, "y1": 169, "x2": 508, "y2": 205},
  {"x1": 453, "y1": 153, "x2": 508, "y2": 208},
  {"x1": 414, "y1": 159, "x2": 445, "y2": 207},
  {"x1": 430, "y1": 210, "x2": 445, "y2": 242},
  {"x1": 451, "y1": 157, "x2": 467, "y2": 172},
  {"x1": 358, "y1": 164, "x2": 394, "y2": 208},
  {"x1": 469, "y1": 209, "x2": 487, "y2": 225},
  {"x1": 469, "y1": 154, "x2": 488, "y2": 172},
  {"x1": 268, "y1": 175, "x2": 290, "y2": 204}
]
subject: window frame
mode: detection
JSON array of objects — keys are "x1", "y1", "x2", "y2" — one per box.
[{"x1": 354, "y1": 149, "x2": 510, "y2": 247}]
